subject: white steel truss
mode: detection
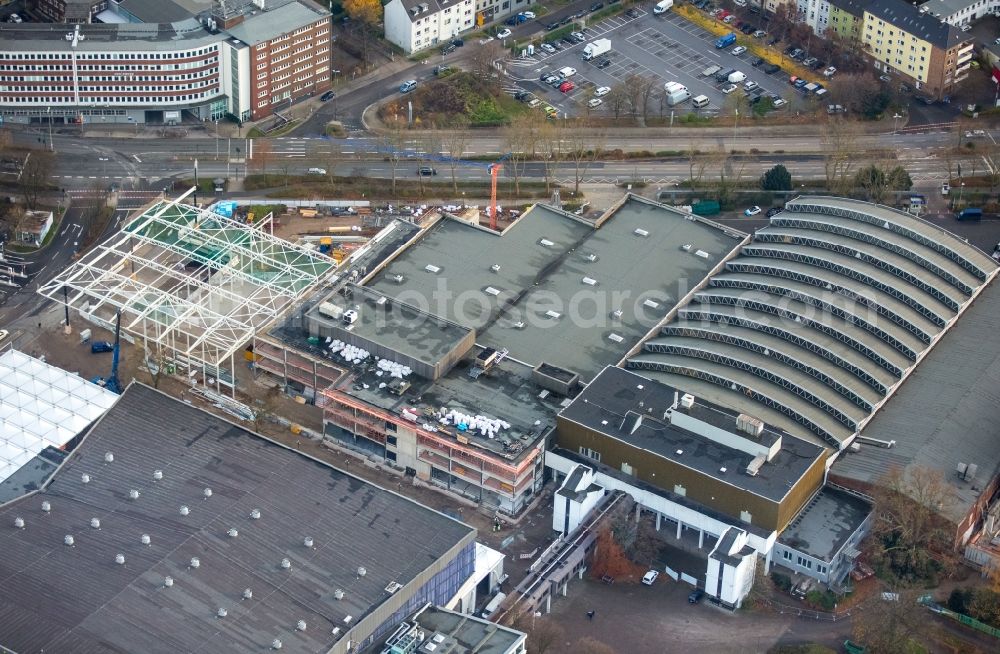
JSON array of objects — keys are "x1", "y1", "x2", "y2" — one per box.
[{"x1": 38, "y1": 189, "x2": 335, "y2": 383}]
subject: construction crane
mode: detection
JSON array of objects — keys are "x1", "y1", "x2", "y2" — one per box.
[
  {"x1": 359, "y1": 137, "x2": 513, "y2": 229},
  {"x1": 90, "y1": 311, "x2": 123, "y2": 394}
]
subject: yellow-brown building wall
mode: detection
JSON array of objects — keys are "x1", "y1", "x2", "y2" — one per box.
[{"x1": 556, "y1": 416, "x2": 828, "y2": 532}]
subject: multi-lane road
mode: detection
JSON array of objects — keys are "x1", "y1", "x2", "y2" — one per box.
[{"x1": 15, "y1": 124, "x2": 992, "y2": 192}]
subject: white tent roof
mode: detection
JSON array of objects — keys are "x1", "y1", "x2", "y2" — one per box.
[{"x1": 0, "y1": 349, "x2": 118, "y2": 484}]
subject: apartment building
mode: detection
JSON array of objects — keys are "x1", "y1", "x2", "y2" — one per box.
[
  {"x1": 826, "y1": 0, "x2": 866, "y2": 41},
  {"x1": 30, "y1": 0, "x2": 106, "y2": 23},
  {"x1": 0, "y1": 0, "x2": 331, "y2": 125},
  {"x1": 863, "y1": 0, "x2": 973, "y2": 98},
  {"x1": 797, "y1": 0, "x2": 832, "y2": 36},
  {"x1": 383, "y1": 0, "x2": 475, "y2": 54}
]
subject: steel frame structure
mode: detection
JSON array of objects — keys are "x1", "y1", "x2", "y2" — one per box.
[{"x1": 38, "y1": 189, "x2": 335, "y2": 394}]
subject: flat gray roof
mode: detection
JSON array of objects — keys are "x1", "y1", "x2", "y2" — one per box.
[
  {"x1": 309, "y1": 284, "x2": 472, "y2": 366},
  {"x1": 629, "y1": 197, "x2": 998, "y2": 447},
  {"x1": 387, "y1": 604, "x2": 526, "y2": 654},
  {"x1": 0, "y1": 384, "x2": 474, "y2": 654},
  {"x1": 226, "y1": 1, "x2": 329, "y2": 46},
  {"x1": 832, "y1": 278, "x2": 1000, "y2": 524},
  {"x1": 340, "y1": 356, "x2": 559, "y2": 462},
  {"x1": 0, "y1": 19, "x2": 220, "y2": 50},
  {"x1": 370, "y1": 198, "x2": 743, "y2": 380},
  {"x1": 558, "y1": 366, "x2": 826, "y2": 503},
  {"x1": 779, "y1": 487, "x2": 871, "y2": 562},
  {"x1": 117, "y1": 0, "x2": 192, "y2": 23}
]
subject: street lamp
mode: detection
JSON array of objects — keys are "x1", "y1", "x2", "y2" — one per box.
[{"x1": 892, "y1": 113, "x2": 902, "y2": 134}]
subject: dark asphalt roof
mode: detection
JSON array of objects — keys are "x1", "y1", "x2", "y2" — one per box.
[
  {"x1": 831, "y1": 277, "x2": 1000, "y2": 524},
  {"x1": 778, "y1": 487, "x2": 871, "y2": 561},
  {"x1": 0, "y1": 384, "x2": 474, "y2": 654},
  {"x1": 558, "y1": 366, "x2": 825, "y2": 503},
  {"x1": 865, "y1": 0, "x2": 970, "y2": 49}
]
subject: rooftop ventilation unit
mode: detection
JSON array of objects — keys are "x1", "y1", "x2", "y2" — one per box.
[
  {"x1": 582, "y1": 277, "x2": 597, "y2": 286},
  {"x1": 281, "y1": 558, "x2": 291, "y2": 569},
  {"x1": 104, "y1": 452, "x2": 114, "y2": 463},
  {"x1": 634, "y1": 228, "x2": 650, "y2": 237},
  {"x1": 611, "y1": 309, "x2": 623, "y2": 319},
  {"x1": 608, "y1": 333, "x2": 624, "y2": 343},
  {"x1": 643, "y1": 299, "x2": 660, "y2": 310},
  {"x1": 681, "y1": 244, "x2": 692, "y2": 251},
  {"x1": 203, "y1": 487, "x2": 213, "y2": 499},
  {"x1": 153, "y1": 470, "x2": 163, "y2": 481},
  {"x1": 228, "y1": 528, "x2": 239, "y2": 538},
  {"x1": 490, "y1": 264, "x2": 501, "y2": 272},
  {"x1": 81, "y1": 473, "x2": 91, "y2": 483},
  {"x1": 539, "y1": 238, "x2": 555, "y2": 247},
  {"x1": 357, "y1": 566, "x2": 367, "y2": 577},
  {"x1": 680, "y1": 393, "x2": 695, "y2": 409},
  {"x1": 304, "y1": 536, "x2": 314, "y2": 548},
  {"x1": 344, "y1": 615, "x2": 354, "y2": 624},
  {"x1": 272, "y1": 639, "x2": 283, "y2": 650},
  {"x1": 676, "y1": 449, "x2": 683, "y2": 455},
  {"x1": 695, "y1": 250, "x2": 710, "y2": 259},
  {"x1": 513, "y1": 321, "x2": 526, "y2": 329},
  {"x1": 583, "y1": 253, "x2": 598, "y2": 262},
  {"x1": 91, "y1": 518, "x2": 101, "y2": 529},
  {"x1": 243, "y1": 588, "x2": 253, "y2": 600},
  {"x1": 332, "y1": 627, "x2": 341, "y2": 636},
  {"x1": 746, "y1": 455, "x2": 766, "y2": 477},
  {"x1": 957, "y1": 462, "x2": 968, "y2": 476},
  {"x1": 376, "y1": 296, "x2": 387, "y2": 307},
  {"x1": 129, "y1": 489, "x2": 140, "y2": 500},
  {"x1": 485, "y1": 286, "x2": 501, "y2": 296},
  {"x1": 64, "y1": 534, "x2": 75, "y2": 546},
  {"x1": 41, "y1": 501, "x2": 51, "y2": 513},
  {"x1": 425, "y1": 264, "x2": 441, "y2": 273},
  {"x1": 180, "y1": 505, "x2": 190, "y2": 516},
  {"x1": 334, "y1": 589, "x2": 345, "y2": 600},
  {"x1": 141, "y1": 534, "x2": 151, "y2": 546},
  {"x1": 719, "y1": 467, "x2": 727, "y2": 474},
  {"x1": 189, "y1": 557, "x2": 200, "y2": 568},
  {"x1": 389, "y1": 274, "x2": 405, "y2": 284},
  {"x1": 14, "y1": 516, "x2": 24, "y2": 528},
  {"x1": 545, "y1": 310, "x2": 561, "y2": 319},
  {"x1": 736, "y1": 414, "x2": 764, "y2": 437},
  {"x1": 965, "y1": 463, "x2": 978, "y2": 481},
  {"x1": 250, "y1": 508, "x2": 261, "y2": 519},
  {"x1": 164, "y1": 576, "x2": 174, "y2": 587},
  {"x1": 115, "y1": 553, "x2": 126, "y2": 565},
  {"x1": 385, "y1": 581, "x2": 403, "y2": 594},
  {"x1": 297, "y1": 620, "x2": 307, "y2": 631}
]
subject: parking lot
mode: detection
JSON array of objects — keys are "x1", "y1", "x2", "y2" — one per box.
[{"x1": 507, "y1": 7, "x2": 796, "y2": 117}]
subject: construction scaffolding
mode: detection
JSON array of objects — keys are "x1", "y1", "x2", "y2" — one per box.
[{"x1": 38, "y1": 189, "x2": 337, "y2": 395}]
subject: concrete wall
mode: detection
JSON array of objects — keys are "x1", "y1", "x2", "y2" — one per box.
[{"x1": 552, "y1": 464, "x2": 605, "y2": 535}]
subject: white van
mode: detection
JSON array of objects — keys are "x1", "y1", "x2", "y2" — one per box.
[
  {"x1": 308, "y1": 167, "x2": 327, "y2": 175},
  {"x1": 481, "y1": 592, "x2": 507, "y2": 620},
  {"x1": 653, "y1": 0, "x2": 673, "y2": 14},
  {"x1": 692, "y1": 95, "x2": 710, "y2": 108},
  {"x1": 558, "y1": 66, "x2": 577, "y2": 78}
]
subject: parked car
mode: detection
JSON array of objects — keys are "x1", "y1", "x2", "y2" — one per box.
[
  {"x1": 588, "y1": 98, "x2": 603, "y2": 108},
  {"x1": 559, "y1": 80, "x2": 576, "y2": 92},
  {"x1": 750, "y1": 56, "x2": 763, "y2": 67},
  {"x1": 0, "y1": 329, "x2": 8, "y2": 342},
  {"x1": 320, "y1": 91, "x2": 336, "y2": 101},
  {"x1": 540, "y1": 43, "x2": 556, "y2": 54},
  {"x1": 803, "y1": 56, "x2": 818, "y2": 67},
  {"x1": 496, "y1": 28, "x2": 512, "y2": 39},
  {"x1": 571, "y1": 31, "x2": 586, "y2": 42},
  {"x1": 590, "y1": 2, "x2": 605, "y2": 11},
  {"x1": 642, "y1": 570, "x2": 660, "y2": 585},
  {"x1": 823, "y1": 66, "x2": 837, "y2": 77},
  {"x1": 433, "y1": 65, "x2": 451, "y2": 76},
  {"x1": 723, "y1": 14, "x2": 735, "y2": 23},
  {"x1": 626, "y1": 7, "x2": 640, "y2": 17},
  {"x1": 744, "y1": 80, "x2": 758, "y2": 91},
  {"x1": 451, "y1": 37, "x2": 464, "y2": 47},
  {"x1": 763, "y1": 63, "x2": 781, "y2": 74},
  {"x1": 595, "y1": 57, "x2": 612, "y2": 68},
  {"x1": 744, "y1": 205, "x2": 762, "y2": 216},
  {"x1": 545, "y1": 21, "x2": 560, "y2": 30},
  {"x1": 767, "y1": 36, "x2": 780, "y2": 45},
  {"x1": 688, "y1": 588, "x2": 705, "y2": 603},
  {"x1": 521, "y1": 11, "x2": 535, "y2": 18},
  {"x1": 731, "y1": 45, "x2": 747, "y2": 56},
  {"x1": 772, "y1": 97, "x2": 787, "y2": 107},
  {"x1": 418, "y1": 167, "x2": 437, "y2": 176},
  {"x1": 549, "y1": 40, "x2": 564, "y2": 50},
  {"x1": 753, "y1": 29, "x2": 766, "y2": 38},
  {"x1": 722, "y1": 84, "x2": 737, "y2": 94},
  {"x1": 594, "y1": 86, "x2": 611, "y2": 97},
  {"x1": 879, "y1": 74, "x2": 891, "y2": 82},
  {"x1": 765, "y1": 206, "x2": 783, "y2": 217},
  {"x1": 399, "y1": 80, "x2": 417, "y2": 93},
  {"x1": 793, "y1": 78, "x2": 808, "y2": 88}
]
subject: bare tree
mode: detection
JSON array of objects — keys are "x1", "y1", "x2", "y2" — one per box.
[
  {"x1": 442, "y1": 117, "x2": 469, "y2": 195},
  {"x1": 639, "y1": 75, "x2": 659, "y2": 125},
  {"x1": 572, "y1": 637, "x2": 618, "y2": 654},
  {"x1": 822, "y1": 119, "x2": 862, "y2": 195},
  {"x1": 19, "y1": 149, "x2": 54, "y2": 210},
  {"x1": 687, "y1": 142, "x2": 710, "y2": 192},
  {"x1": 503, "y1": 114, "x2": 541, "y2": 197},
  {"x1": 623, "y1": 74, "x2": 647, "y2": 119},
  {"x1": 509, "y1": 612, "x2": 564, "y2": 654},
  {"x1": 564, "y1": 125, "x2": 606, "y2": 196},
  {"x1": 866, "y1": 465, "x2": 960, "y2": 583},
  {"x1": 382, "y1": 119, "x2": 407, "y2": 196},
  {"x1": 852, "y1": 588, "x2": 931, "y2": 654},
  {"x1": 606, "y1": 83, "x2": 629, "y2": 121},
  {"x1": 471, "y1": 42, "x2": 504, "y2": 89},
  {"x1": 254, "y1": 139, "x2": 273, "y2": 177}
]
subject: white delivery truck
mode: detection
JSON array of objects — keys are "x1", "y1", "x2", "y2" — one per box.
[
  {"x1": 653, "y1": 0, "x2": 674, "y2": 14},
  {"x1": 583, "y1": 38, "x2": 611, "y2": 60},
  {"x1": 728, "y1": 70, "x2": 747, "y2": 84},
  {"x1": 666, "y1": 88, "x2": 691, "y2": 106},
  {"x1": 663, "y1": 81, "x2": 687, "y2": 94}
]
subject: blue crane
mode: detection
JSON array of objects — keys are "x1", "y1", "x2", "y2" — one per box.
[{"x1": 90, "y1": 311, "x2": 123, "y2": 394}]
